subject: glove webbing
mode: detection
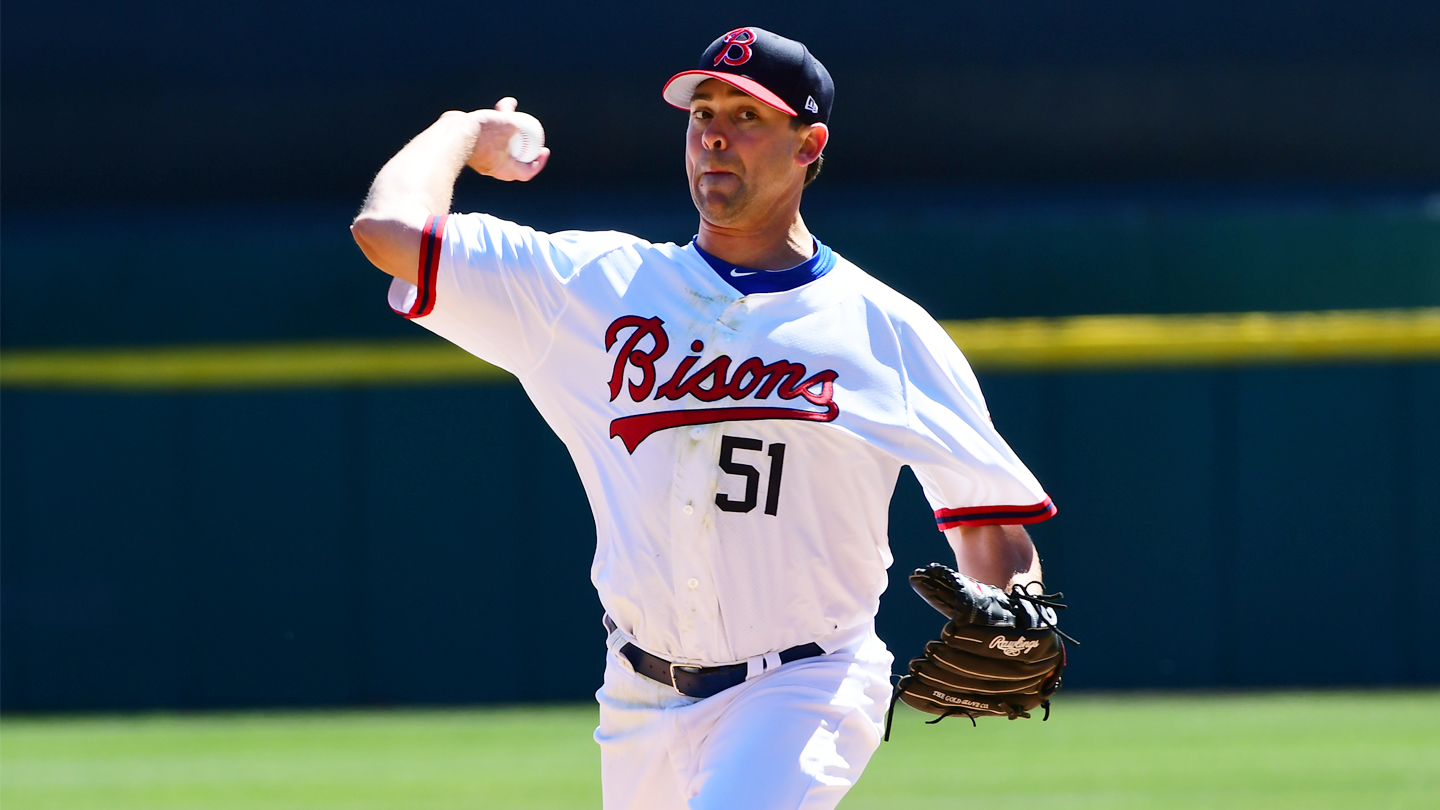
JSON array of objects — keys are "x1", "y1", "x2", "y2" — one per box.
[{"x1": 1009, "y1": 582, "x2": 1079, "y2": 646}]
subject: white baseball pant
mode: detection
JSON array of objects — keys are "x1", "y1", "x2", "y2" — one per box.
[{"x1": 594, "y1": 628, "x2": 894, "y2": 810}]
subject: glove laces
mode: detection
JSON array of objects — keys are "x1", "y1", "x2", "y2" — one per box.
[
  {"x1": 1008, "y1": 582, "x2": 1080, "y2": 646},
  {"x1": 883, "y1": 675, "x2": 1043, "y2": 742}
]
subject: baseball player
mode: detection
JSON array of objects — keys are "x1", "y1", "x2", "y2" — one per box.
[{"x1": 352, "y1": 27, "x2": 1058, "y2": 810}]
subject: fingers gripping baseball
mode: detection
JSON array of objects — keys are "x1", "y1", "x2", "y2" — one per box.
[{"x1": 465, "y1": 97, "x2": 550, "y2": 181}]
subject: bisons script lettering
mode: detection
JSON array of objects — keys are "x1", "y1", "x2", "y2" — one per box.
[{"x1": 605, "y1": 315, "x2": 840, "y2": 452}]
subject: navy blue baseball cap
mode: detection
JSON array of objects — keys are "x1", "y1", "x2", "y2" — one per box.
[{"x1": 663, "y1": 27, "x2": 834, "y2": 126}]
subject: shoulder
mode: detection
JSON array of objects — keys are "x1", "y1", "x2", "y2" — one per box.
[
  {"x1": 831, "y1": 254, "x2": 954, "y2": 349},
  {"x1": 446, "y1": 212, "x2": 661, "y2": 269},
  {"x1": 832, "y1": 253, "x2": 984, "y2": 399}
]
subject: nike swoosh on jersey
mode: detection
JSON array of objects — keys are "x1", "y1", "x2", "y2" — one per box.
[{"x1": 729, "y1": 268, "x2": 758, "y2": 277}]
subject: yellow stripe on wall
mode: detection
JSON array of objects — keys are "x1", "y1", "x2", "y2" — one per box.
[
  {"x1": 0, "y1": 340, "x2": 512, "y2": 391},
  {"x1": 2, "y1": 309, "x2": 1438, "y2": 391},
  {"x1": 944, "y1": 308, "x2": 1440, "y2": 371}
]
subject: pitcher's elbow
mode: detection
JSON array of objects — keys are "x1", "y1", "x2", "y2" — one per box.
[
  {"x1": 350, "y1": 215, "x2": 380, "y2": 254},
  {"x1": 351, "y1": 216, "x2": 394, "y2": 273},
  {"x1": 349, "y1": 213, "x2": 422, "y2": 283}
]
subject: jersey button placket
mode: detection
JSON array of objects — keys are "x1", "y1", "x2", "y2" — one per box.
[
  {"x1": 671, "y1": 426, "x2": 713, "y2": 656},
  {"x1": 684, "y1": 422, "x2": 724, "y2": 659},
  {"x1": 673, "y1": 315, "x2": 734, "y2": 661},
  {"x1": 693, "y1": 308, "x2": 747, "y2": 661}
]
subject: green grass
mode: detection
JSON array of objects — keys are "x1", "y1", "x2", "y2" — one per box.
[
  {"x1": 2, "y1": 691, "x2": 1437, "y2": 809},
  {"x1": 849, "y1": 691, "x2": 1440, "y2": 810}
]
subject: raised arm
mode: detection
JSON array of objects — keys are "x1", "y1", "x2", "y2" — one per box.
[
  {"x1": 945, "y1": 524, "x2": 1043, "y2": 591},
  {"x1": 350, "y1": 97, "x2": 550, "y2": 283}
]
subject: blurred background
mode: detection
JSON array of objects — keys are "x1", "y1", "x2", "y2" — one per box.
[{"x1": 3, "y1": 0, "x2": 1438, "y2": 716}]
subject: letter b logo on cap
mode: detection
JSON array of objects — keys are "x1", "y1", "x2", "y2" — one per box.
[{"x1": 714, "y1": 28, "x2": 756, "y2": 67}]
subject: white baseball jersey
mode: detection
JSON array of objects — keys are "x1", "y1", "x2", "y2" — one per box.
[{"x1": 389, "y1": 213, "x2": 1055, "y2": 667}]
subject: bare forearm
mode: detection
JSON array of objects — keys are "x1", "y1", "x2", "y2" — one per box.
[
  {"x1": 351, "y1": 111, "x2": 480, "y2": 281},
  {"x1": 945, "y1": 524, "x2": 1042, "y2": 590},
  {"x1": 364, "y1": 112, "x2": 481, "y2": 218}
]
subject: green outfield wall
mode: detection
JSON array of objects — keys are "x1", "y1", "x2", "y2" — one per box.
[
  {"x1": 3, "y1": 337, "x2": 1436, "y2": 711},
  {"x1": 3, "y1": 196, "x2": 1436, "y2": 710},
  {"x1": 3, "y1": 193, "x2": 1437, "y2": 350},
  {"x1": 6, "y1": 0, "x2": 1439, "y2": 713}
]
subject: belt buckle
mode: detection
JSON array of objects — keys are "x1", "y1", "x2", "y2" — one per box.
[{"x1": 669, "y1": 662, "x2": 704, "y2": 695}]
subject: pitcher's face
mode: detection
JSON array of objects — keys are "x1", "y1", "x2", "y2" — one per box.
[{"x1": 685, "y1": 79, "x2": 818, "y2": 228}]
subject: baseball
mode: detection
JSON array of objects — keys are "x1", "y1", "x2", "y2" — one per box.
[{"x1": 507, "y1": 112, "x2": 545, "y2": 164}]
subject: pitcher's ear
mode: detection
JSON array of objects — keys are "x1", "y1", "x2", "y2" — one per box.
[{"x1": 797, "y1": 123, "x2": 829, "y2": 165}]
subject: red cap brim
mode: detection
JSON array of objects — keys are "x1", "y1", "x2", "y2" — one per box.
[{"x1": 661, "y1": 70, "x2": 798, "y2": 117}]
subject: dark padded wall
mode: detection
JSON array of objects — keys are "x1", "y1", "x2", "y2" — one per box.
[
  {"x1": 4, "y1": 0, "x2": 1438, "y2": 712},
  {"x1": 4, "y1": 1, "x2": 1438, "y2": 207},
  {"x1": 0, "y1": 386, "x2": 600, "y2": 710},
  {"x1": 4, "y1": 364, "x2": 1437, "y2": 710},
  {"x1": 882, "y1": 364, "x2": 1440, "y2": 691},
  {"x1": 3, "y1": 193, "x2": 1436, "y2": 349}
]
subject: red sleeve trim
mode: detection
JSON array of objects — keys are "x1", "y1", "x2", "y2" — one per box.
[
  {"x1": 934, "y1": 496, "x2": 1056, "y2": 530},
  {"x1": 397, "y1": 214, "x2": 447, "y2": 319}
]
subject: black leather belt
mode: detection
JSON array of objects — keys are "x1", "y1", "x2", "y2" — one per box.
[{"x1": 604, "y1": 615, "x2": 825, "y2": 699}]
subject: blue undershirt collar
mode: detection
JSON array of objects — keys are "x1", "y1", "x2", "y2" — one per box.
[{"x1": 692, "y1": 236, "x2": 836, "y2": 295}]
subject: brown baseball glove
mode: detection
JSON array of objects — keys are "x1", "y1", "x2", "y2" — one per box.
[{"x1": 884, "y1": 563, "x2": 1075, "y2": 739}]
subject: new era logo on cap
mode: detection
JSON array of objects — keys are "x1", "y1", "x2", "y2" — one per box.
[{"x1": 662, "y1": 27, "x2": 834, "y2": 125}]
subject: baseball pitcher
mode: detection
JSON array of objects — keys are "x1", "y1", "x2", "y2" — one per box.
[{"x1": 352, "y1": 26, "x2": 1067, "y2": 810}]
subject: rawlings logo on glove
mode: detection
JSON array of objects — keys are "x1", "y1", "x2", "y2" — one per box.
[
  {"x1": 884, "y1": 563, "x2": 1077, "y2": 740},
  {"x1": 989, "y1": 636, "x2": 1041, "y2": 657}
]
